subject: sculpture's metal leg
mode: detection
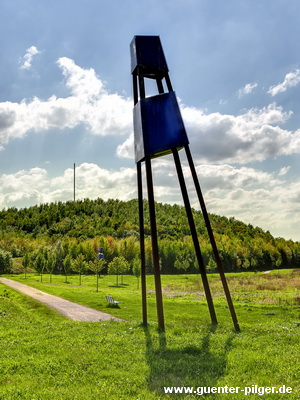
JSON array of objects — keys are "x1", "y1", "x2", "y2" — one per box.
[
  {"x1": 185, "y1": 145, "x2": 240, "y2": 332},
  {"x1": 137, "y1": 161, "x2": 147, "y2": 326},
  {"x1": 156, "y1": 78, "x2": 164, "y2": 94},
  {"x1": 172, "y1": 148, "x2": 217, "y2": 325},
  {"x1": 145, "y1": 156, "x2": 165, "y2": 331}
]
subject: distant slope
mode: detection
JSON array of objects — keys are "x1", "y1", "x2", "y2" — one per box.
[{"x1": 0, "y1": 197, "x2": 299, "y2": 273}]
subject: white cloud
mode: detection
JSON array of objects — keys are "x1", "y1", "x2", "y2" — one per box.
[
  {"x1": 116, "y1": 133, "x2": 134, "y2": 159},
  {"x1": 57, "y1": 57, "x2": 104, "y2": 100},
  {"x1": 278, "y1": 166, "x2": 291, "y2": 176},
  {"x1": 0, "y1": 57, "x2": 133, "y2": 148},
  {"x1": 19, "y1": 46, "x2": 41, "y2": 70},
  {"x1": 57, "y1": 57, "x2": 132, "y2": 136},
  {"x1": 268, "y1": 69, "x2": 300, "y2": 96},
  {"x1": 186, "y1": 163, "x2": 300, "y2": 240},
  {"x1": 181, "y1": 102, "x2": 299, "y2": 164},
  {"x1": 195, "y1": 164, "x2": 281, "y2": 190},
  {"x1": 238, "y1": 82, "x2": 258, "y2": 97},
  {"x1": 0, "y1": 163, "x2": 137, "y2": 209},
  {"x1": 199, "y1": 179, "x2": 300, "y2": 241},
  {"x1": 0, "y1": 168, "x2": 47, "y2": 207}
]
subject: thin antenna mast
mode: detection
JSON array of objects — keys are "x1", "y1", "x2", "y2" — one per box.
[{"x1": 73, "y1": 163, "x2": 75, "y2": 202}]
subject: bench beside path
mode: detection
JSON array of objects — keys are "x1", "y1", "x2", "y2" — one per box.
[{"x1": 0, "y1": 278, "x2": 123, "y2": 322}]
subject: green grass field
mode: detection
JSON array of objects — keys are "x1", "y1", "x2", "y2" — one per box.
[{"x1": 0, "y1": 270, "x2": 299, "y2": 399}]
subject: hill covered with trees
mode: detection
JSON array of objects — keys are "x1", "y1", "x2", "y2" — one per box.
[{"x1": 0, "y1": 197, "x2": 299, "y2": 275}]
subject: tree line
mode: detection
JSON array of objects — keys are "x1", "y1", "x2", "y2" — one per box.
[{"x1": 0, "y1": 197, "x2": 299, "y2": 275}]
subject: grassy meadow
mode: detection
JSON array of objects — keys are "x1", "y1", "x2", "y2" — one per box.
[{"x1": 0, "y1": 270, "x2": 299, "y2": 399}]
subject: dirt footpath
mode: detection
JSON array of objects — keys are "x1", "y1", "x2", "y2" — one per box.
[{"x1": 0, "y1": 278, "x2": 123, "y2": 322}]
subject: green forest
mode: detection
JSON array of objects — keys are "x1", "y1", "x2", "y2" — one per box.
[{"x1": 0, "y1": 197, "x2": 299, "y2": 275}]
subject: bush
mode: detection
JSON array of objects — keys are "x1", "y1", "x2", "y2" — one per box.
[{"x1": 0, "y1": 249, "x2": 13, "y2": 274}]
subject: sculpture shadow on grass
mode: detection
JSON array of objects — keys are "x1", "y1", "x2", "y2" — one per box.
[{"x1": 143, "y1": 325, "x2": 236, "y2": 397}]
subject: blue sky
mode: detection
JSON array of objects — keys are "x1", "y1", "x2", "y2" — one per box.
[{"x1": 1, "y1": 0, "x2": 300, "y2": 241}]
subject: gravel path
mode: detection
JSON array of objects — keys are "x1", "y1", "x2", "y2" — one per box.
[{"x1": 0, "y1": 278, "x2": 123, "y2": 322}]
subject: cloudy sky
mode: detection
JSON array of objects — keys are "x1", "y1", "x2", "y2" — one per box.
[{"x1": 1, "y1": 0, "x2": 300, "y2": 241}]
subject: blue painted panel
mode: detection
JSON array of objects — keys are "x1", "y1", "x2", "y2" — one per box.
[
  {"x1": 130, "y1": 36, "x2": 168, "y2": 76},
  {"x1": 134, "y1": 91, "x2": 189, "y2": 162}
]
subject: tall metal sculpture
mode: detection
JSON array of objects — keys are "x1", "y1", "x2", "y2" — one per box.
[{"x1": 131, "y1": 35, "x2": 239, "y2": 332}]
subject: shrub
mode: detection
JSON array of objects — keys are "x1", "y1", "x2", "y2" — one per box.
[{"x1": 0, "y1": 249, "x2": 13, "y2": 274}]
